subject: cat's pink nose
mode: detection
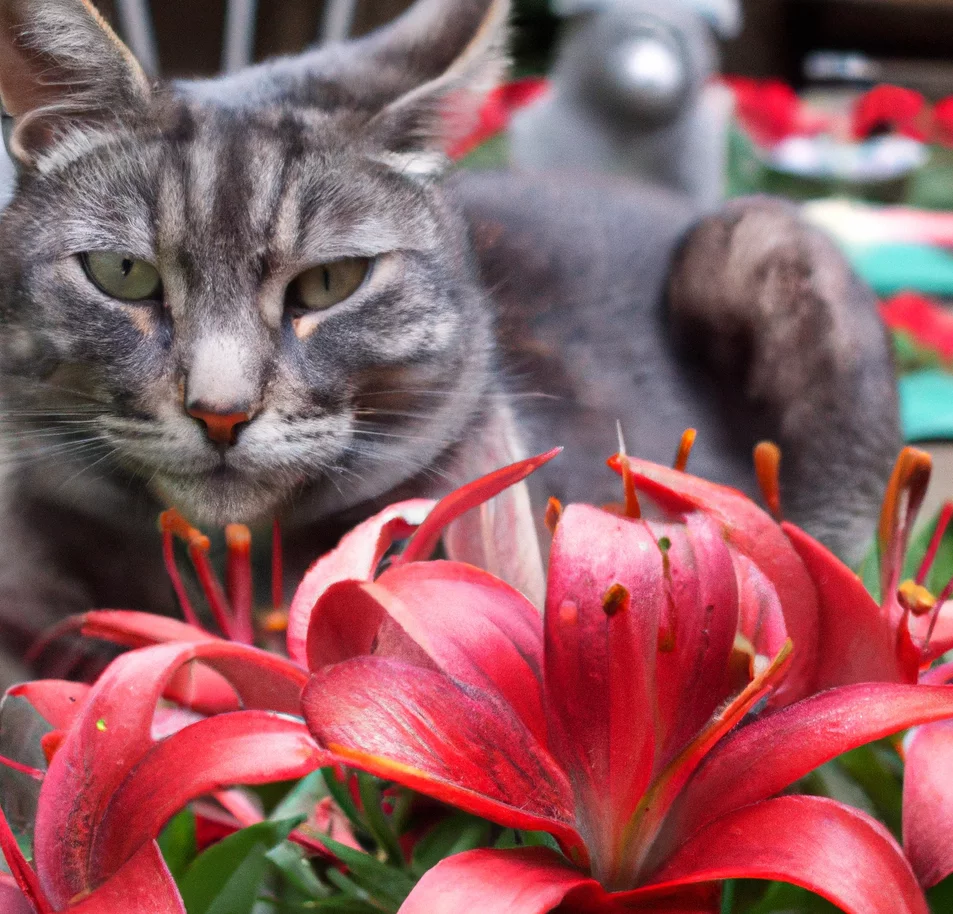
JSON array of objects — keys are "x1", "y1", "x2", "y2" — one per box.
[{"x1": 187, "y1": 406, "x2": 252, "y2": 447}]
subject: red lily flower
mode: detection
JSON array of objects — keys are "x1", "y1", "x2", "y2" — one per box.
[
  {"x1": 0, "y1": 449, "x2": 564, "y2": 912},
  {"x1": 301, "y1": 443, "x2": 953, "y2": 912},
  {"x1": 853, "y1": 85, "x2": 928, "y2": 141},
  {"x1": 0, "y1": 640, "x2": 326, "y2": 912},
  {"x1": 611, "y1": 444, "x2": 953, "y2": 696}
]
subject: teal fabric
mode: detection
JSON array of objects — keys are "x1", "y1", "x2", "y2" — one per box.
[
  {"x1": 851, "y1": 244, "x2": 953, "y2": 297},
  {"x1": 899, "y1": 370, "x2": 953, "y2": 442}
]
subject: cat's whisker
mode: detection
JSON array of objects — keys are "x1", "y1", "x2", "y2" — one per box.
[
  {"x1": 0, "y1": 438, "x2": 114, "y2": 469},
  {"x1": 1, "y1": 378, "x2": 113, "y2": 407},
  {"x1": 56, "y1": 446, "x2": 122, "y2": 490},
  {"x1": 350, "y1": 424, "x2": 457, "y2": 446},
  {"x1": 357, "y1": 387, "x2": 557, "y2": 403}
]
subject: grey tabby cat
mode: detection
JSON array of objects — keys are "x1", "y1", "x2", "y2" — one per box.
[{"x1": 0, "y1": 0, "x2": 898, "y2": 684}]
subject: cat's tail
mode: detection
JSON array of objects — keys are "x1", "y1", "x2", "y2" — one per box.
[{"x1": 666, "y1": 196, "x2": 901, "y2": 563}]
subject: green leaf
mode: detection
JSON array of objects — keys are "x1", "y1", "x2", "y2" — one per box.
[
  {"x1": 738, "y1": 879, "x2": 842, "y2": 913},
  {"x1": 494, "y1": 829, "x2": 519, "y2": 849},
  {"x1": 928, "y1": 872, "x2": 953, "y2": 913},
  {"x1": 266, "y1": 841, "x2": 327, "y2": 899},
  {"x1": 270, "y1": 771, "x2": 328, "y2": 823},
  {"x1": 179, "y1": 816, "x2": 305, "y2": 914},
  {"x1": 720, "y1": 880, "x2": 734, "y2": 914},
  {"x1": 322, "y1": 768, "x2": 364, "y2": 832},
  {"x1": 309, "y1": 832, "x2": 416, "y2": 912},
  {"x1": 356, "y1": 773, "x2": 405, "y2": 867},
  {"x1": 836, "y1": 743, "x2": 903, "y2": 838},
  {"x1": 307, "y1": 898, "x2": 385, "y2": 913},
  {"x1": 158, "y1": 810, "x2": 197, "y2": 881},
  {"x1": 520, "y1": 830, "x2": 562, "y2": 853},
  {"x1": 410, "y1": 813, "x2": 493, "y2": 876}
]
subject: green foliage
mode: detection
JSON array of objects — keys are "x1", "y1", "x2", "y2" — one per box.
[
  {"x1": 157, "y1": 810, "x2": 197, "y2": 882},
  {"x1": 178, "y1": 817, "x2": 304, "y2": 914}
]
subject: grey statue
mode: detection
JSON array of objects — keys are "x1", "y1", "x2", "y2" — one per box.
[{"x1": 509, "y1": 0, "x2": 740, "y2": 207}]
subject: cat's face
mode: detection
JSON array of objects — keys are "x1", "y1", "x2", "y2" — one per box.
[{"x1": 0, "y1": 0, "x2": 507, "y2": 525}]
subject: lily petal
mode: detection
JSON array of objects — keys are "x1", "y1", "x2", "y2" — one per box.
[
  {"x1": 613, "y1": 455, "x2": 820, "y2": 703},
  {"x1": 302, "y1": 656, "x2": 585, "y2": 863},
  {"x1": 90, "y1": 712, "x2": 326, "y2": 884},
  {"x1": 371, "y1": 561, "x2": 545, "y2": 740},
  {"x1": 8, "y1": 681, "x2": 91, "y2": 731},
  {"x1": 441, "y1": 422, "x2": 551, "y2": 606},
  {"x1": 68, "y1": 844, "x2": 184, "y2": 914},
  {"x1": 545, "y1": 504, "x2": 662, "y2": 883},
  {"x1": 305, "y1": 580, "x2": 390, "y2": 670},
  {"x1": 660, "y1": 683, "x2": 953, "y2": 858},
  {"x1": 304, "y1": 563, "x2": 546, "y2": 739},
  {"x1": 644, "y1": 796, "x2": 927, "y2": 914},
  {"x1": 911, "y1": 599, "x2": 953, "y2": 662},
  {"x1": 396, "y1": 449, "x2": 561, "y2": 566},
  {"x1": 903, "y1": 719, "x2": 953, "y2": 887},
  {"x1": 289, "y1": 451, "x2": 559, "y2": 664},
  {"x1": 733, "y1": 553, "x2": 789, "y2": 670},
  {"x1": 652, "y1": 515, "x2": 741, "y2": 767},
  {"x1": 34, "y1": 642, "x2": 305, "y2": 907},
  {"x1": 784, "y1": 523, "x2": 917, "y2": 687},
  {"x1": 287, "y1": 500, "x2": 433, "y2": 664},
  {"x1": 0, "y1": 802, "x2": 49, "y2": 913},
  {"x1": 37, "y1": 611, "x2": 218, "y2": 655},
  {"x1": 0, "y1": 874, "x2": 35, "y2": 914},
  {"x1": 396, "y1": 847, "x2": 718, "y2": 914}
]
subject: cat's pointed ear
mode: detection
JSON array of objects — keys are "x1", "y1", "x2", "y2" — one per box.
[
  {"x1": 356, "y1": 0, "x2": 510, "y2": 162},
  {"x1": 0, "y1": 0, "x2": 150, "y2": 166}
]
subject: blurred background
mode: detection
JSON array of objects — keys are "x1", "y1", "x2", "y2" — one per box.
[
  {"x1": 87, "y1": 0, "x2": 953, "y2": 87},
  {"x1": 92, "y1": 0, "x2": 953, "y2": 511}
]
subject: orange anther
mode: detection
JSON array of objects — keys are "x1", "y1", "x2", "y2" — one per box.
[
  {"x1": 544, "y1": 497, "x2": 563, "y2": 534},
  {"x1": 754, "y1": 441, "x2": 783, "y2": 521},
  {"x1": 673, "y1": 429, "x2": 697, "y2": 472}
]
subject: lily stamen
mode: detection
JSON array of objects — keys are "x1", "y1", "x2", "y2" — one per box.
[
  {"x1": 673, "y1": 428, "x2": 696, "y2": 472},
  {"x1": 545, "y1": 497, "x2": 563, "y2": 534},
  {"x1": 159, "y1": 510, "x2": 205, "y2": 631},
  {"x1": 754, "y1": 441, "x2": 783, "y2": 521},
  {"x1": 898, "y1": 580, "x2": 936, "y2": 617},
  {"x1": 916, "y1": 501, "x2": 953, "y2": 587},
  {"x1": 161, "y1": 509, "x2": 235, "y2": 641},
  {"x1": 926, "y1": 574, "x2": 953, "y2": 647},
  {"x1": 615, "y1": 422, "x2": 641, "y2": 519},
  {"x1": 225, "y1": 524, "x2": 254, "y2": 644}
]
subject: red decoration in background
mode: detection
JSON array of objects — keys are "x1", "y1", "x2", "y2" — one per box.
[
  {"x1": 881, "y1": 291, "x2": 953, "y2": 363},
  {"x1": 853, "y1": 85, "x2": 929, "y2": 141},
  {"x1": 447, "y1": 77, "x2": 549, "y2": 160},
  {"x1": 933, "y1": 97, "x2": 953, "y2": 148},
  {"x1": 728, "y1": 77, "x2": 802, "y2": 146}
]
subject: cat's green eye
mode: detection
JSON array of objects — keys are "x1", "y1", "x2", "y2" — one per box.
[
  {"x1": 291, "y1": 258, "x2": 371, "y2": 312},
  {"x1": 81, "y1": 252, "x2": 163, "y2": 303}
]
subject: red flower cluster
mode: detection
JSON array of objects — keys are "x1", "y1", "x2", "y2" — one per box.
[
  {"x1": 881, "y1": 291, "x2": 953, "y2": 364},
  {"x1": 727, "y1": 77, "x2": 808, "y2": 147},
  {"x1": 1, "y1": 440, "x2": 952, "y2": 912},
  {"x1": 853, "y1": 85, "x2": 929, "y2": 142}
]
